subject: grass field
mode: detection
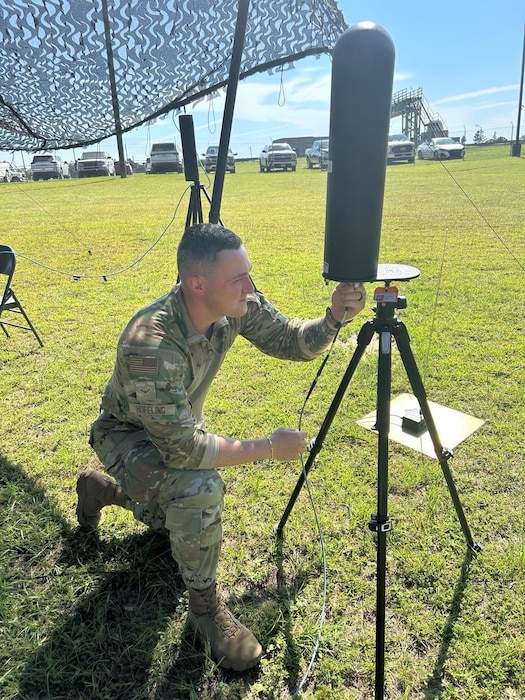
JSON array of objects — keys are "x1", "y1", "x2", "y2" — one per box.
[{"x1": 1, "y1": 145, "x2": 524, "y2": 699}]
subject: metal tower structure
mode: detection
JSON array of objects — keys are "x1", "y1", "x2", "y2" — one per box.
[{"x1": 391, "y1": 87, "x2": 448, "y2": 143}]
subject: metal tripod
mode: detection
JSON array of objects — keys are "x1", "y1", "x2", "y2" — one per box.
[
  {"x1": 275, "y1": 263, "x2": 481, "y2": 700},
  {"x1": 180, "y1": 0, "x2": 249, "y2": 229},
  {"x1": 184, "y1": 179, "x2": 222, "y2": 229}
]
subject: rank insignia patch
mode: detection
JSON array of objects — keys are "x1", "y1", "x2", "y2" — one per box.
[{"x1": 134, "y1": 381, "x2": 157, "y2": 402}]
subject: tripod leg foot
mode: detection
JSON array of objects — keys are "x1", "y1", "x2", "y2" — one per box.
[{"x1": 273, "y1": 523, "x2": 284, "y2": 541}]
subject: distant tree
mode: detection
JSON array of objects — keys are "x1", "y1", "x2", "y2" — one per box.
[{"x1": 473, "y1": 128, "x2": 486, "y2": 145}]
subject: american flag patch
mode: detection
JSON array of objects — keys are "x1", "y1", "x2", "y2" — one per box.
[{"x1": 128, "y1": 355, "x2": 159, "y2": 375}]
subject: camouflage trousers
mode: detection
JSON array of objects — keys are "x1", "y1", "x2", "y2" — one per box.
[{"x1": 89, "y1": 414, "x2": 225, "y2": 590}]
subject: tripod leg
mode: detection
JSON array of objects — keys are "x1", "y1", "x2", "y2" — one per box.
[
  {"x1": 185, "y1": 185, "x2": 203, "y2": 228},
  {"x1": 275, "y1": 319, "x2": 376, "y2": 537},
  {"x1": 394, "y1": 322, "x2": 481, "y2": 553},
  {"x1": 185, "y1": 184, "x2": 225, "y2": 229}
]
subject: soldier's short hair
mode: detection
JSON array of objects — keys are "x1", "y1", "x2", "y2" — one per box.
[{"x1": 177, "y1": 223, "x2": 242, "y2": 280}]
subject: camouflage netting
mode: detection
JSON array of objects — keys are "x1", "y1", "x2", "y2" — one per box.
[{"x1": 0, "y1": 0, "x2": 347, "y2": 151}]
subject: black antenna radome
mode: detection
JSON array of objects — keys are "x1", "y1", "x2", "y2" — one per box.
[{"x1": 323, "y1": 22, "x2": 395, "y2": 283}]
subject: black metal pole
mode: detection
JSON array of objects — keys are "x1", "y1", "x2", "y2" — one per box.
[
  {"x1": 209, "y1": 0, "x2": 250, "y2": 224},
  {"x1": 101, "y1": 0, "x2": 127, "y2": 177},
  {"x1": 371, "y1": 313, "x2": 395, "y2": 700},
  {"x1": 512, "y1": 21, "x2": 525, "y2": 157}
]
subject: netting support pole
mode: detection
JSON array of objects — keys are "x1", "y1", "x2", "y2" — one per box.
[
  {"x1": 101, "y1": 0, "x2": 127, "y2": 177},
  {"x1": 209, "y1": 0, "x2": 250, "y2": 223},
  {"x1": 511, "y1": 20, "x2": 524, "y2": 157}
]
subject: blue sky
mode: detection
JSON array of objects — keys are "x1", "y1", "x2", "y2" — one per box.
[
  {"x1": 4, "y1": 0, "x2": 524, "y2": 165},
  {"x1": 127, "y1": 0, "x2": 524, "y2": 162}
]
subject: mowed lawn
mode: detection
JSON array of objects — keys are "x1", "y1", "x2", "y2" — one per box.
[{"x1": 0, "y1": 146, "x2": 524, "y2": 699}]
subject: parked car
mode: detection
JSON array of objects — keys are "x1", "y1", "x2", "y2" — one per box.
[
  {"x1": 259, "y1": 142, "x2": 297, "y2": 172},
  {"x1": 76, "y1": 150, "x2": 115, "y2": 177},
  {"x1": 0, "y1": 161, "x2": 13, "y2": 182},
  {"x1": 114, "y1": 159, "x2": 133, "y2": 175},
  {"x1": 202, "y1": 146, "x2": 236, "y2": 173},
  {"x1": 149, "y1": 141, "x2": 183, "y2": 173},
  {"x1": 417, "y1": 138, "x2": 465, "y2": 160},
  {"x1": 31, "y1": 153, "x2": 70, "y2": 181},
  {"x1": 387, "y1": 134, "x2": 415, "y2": 164},
  {"x1": 305, "y1": 139, "x2": 329, "y2": 169},
  {"x1": 10, "y1": 168, "x2": 27, "y2": 182}
]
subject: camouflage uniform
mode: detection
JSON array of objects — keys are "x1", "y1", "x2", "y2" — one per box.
[{"x1": 90, "y1": 284, "x2": 341, "y2": 589}]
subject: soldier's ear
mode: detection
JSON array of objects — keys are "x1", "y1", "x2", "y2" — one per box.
[{"x1": 186, "y1": 274, "x2": 205, "y2": 294}]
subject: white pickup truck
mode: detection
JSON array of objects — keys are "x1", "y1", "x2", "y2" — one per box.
[
  {"x1": 259, "y1": 143, "x2": 297, "y2": 172},
  {"x1": 387, "y1": 134, "x2": 415, "y2": 164}
]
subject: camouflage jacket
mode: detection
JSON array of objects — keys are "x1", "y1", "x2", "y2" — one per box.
[{"x1": 98, "y1": 284, "x2": 341, "y2": 470}]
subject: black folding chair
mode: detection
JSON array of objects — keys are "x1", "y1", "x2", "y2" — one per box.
[{"x1": 0, "y1": 245, "x2": 43, "y2": 347}]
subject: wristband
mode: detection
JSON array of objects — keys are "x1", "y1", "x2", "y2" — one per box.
[
  {"x1": 266, "y1": 436, "x2": 274, "y2": 460},
  {"x1": 325, "y1": 306, "x2": 352, "y2": 329}
]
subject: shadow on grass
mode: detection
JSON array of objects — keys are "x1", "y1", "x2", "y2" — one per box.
[
  {"x1": 16, "y1": 533, "x2": 189, "y2": 699},
  {"x1": 423, "y1": 548, "x2": 476, "y2": 699},
  {"x1": 0, "y1": 454, "x2": 270, "y2": 699},
  {"x1": 0, "y1": 343, "x2": 44, "y2": 363},
  {"x1": 273, "y1": 531, "x2": 308, "y2": 696}
]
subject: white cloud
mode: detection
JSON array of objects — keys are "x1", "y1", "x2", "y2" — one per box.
[
  {"x1": 477, "y1": 100, "x2": 519, "y2": 111},
  {"x1": 394, "y1": 72, "x2": 414, "y2": 82},
  {"x1": 189, "y1": 64, "x2": 416, "y2": 142},
  {"x1": 435, "y1": 85, "x2": 519, "y2": 104}
]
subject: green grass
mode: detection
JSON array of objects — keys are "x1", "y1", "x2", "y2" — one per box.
[{"x1": 1, "y1": 145, "x2": 524, "y2": 699}]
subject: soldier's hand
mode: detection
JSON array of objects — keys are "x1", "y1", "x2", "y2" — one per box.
[
  {"x1": 330, "y1": 282, "x2": 366, "y2": 322},
  {"x1": 269, "y1": 428, "x2": 308, "y2": 460}
]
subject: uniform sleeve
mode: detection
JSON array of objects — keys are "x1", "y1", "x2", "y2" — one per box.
[
  {"x1": 239, "y1": 291, "x2": 339, "y2": 360},
  {"x1": 115, "y1": 343, "x2": 219, "y2": 470}
]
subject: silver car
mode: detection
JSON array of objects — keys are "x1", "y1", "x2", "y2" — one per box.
[
  {"x1": 31, "y1": 153, "x2": 70, "y2": 180},
  {"x1": 417, "y1": 138, "x2": 465, "y2": 160}
]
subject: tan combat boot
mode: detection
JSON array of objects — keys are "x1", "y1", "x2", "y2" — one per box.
[
  {"x1": 76, "y1": 466, "x2": 128, "y2": 528},
  {"x1": 188, "y1": 583, "x2": 263, "y2": 672}
]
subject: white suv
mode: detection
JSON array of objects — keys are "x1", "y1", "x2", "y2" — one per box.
[
  {"x1": 149, "y1": 141, "x2": 183, "y2": 174},
  {"x1": 76, "y1": 150, "x2": 115, "y2": 178},
  {"x1": 31, "y1": 153, "x2": 70, "y2": 181}
]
